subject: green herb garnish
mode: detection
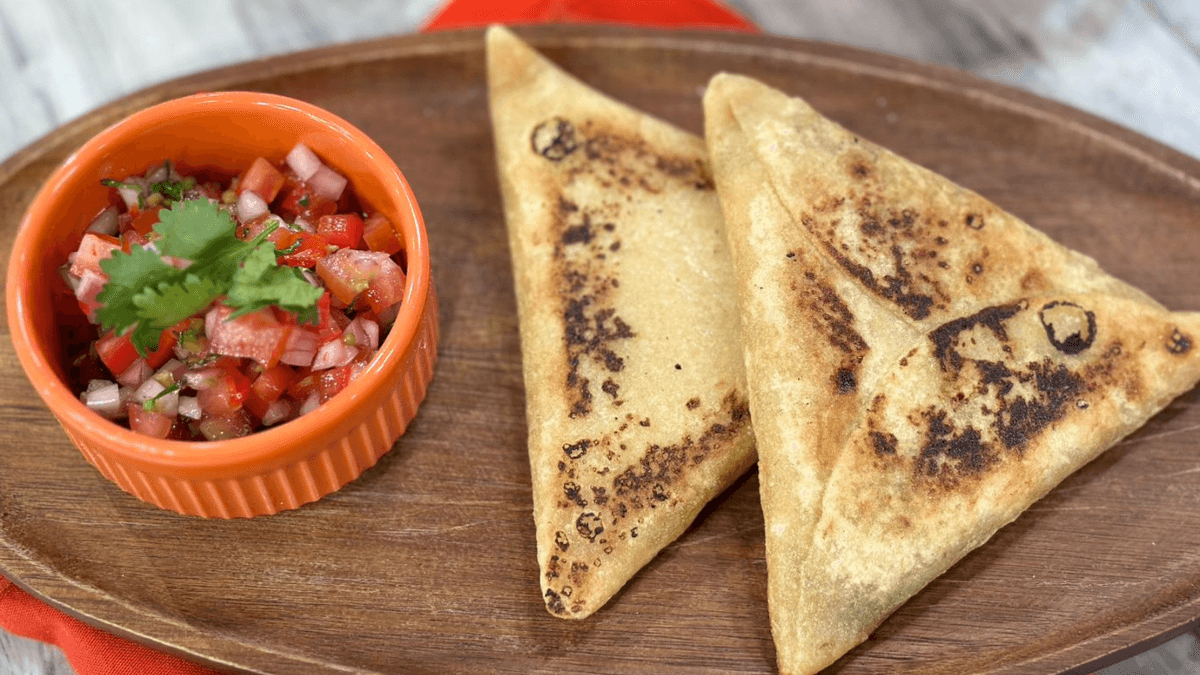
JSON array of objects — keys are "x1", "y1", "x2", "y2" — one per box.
[
  {"x1": 97, "y1": 199, "x2": 322, "y2": 355},
  {"x1": 143, "y1": 382, "x2": 181, "y2": 411}
]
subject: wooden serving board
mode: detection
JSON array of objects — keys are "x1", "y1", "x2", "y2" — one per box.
[{"x1": 2, "y1": 26, "x2": 1200, "y2": 675}]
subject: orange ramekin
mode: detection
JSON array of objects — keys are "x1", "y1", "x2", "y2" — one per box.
[{"x1": 5, "y1": 92, "x2": 438, "y2": 518}]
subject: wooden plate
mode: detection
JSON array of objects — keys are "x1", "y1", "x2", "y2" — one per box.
[{"x1": 2, "y1": 25, "x2": 1199, "y2": 675}]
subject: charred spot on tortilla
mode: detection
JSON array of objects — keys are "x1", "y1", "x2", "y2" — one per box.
[
  {"x1": 544, "y1": 589, "x2": 568, "y2": 615},
  {"x1": 820, "y1": 235, "x2": 937, "y2": 320},
  {"x1": 965, "y1": 213, "x2": 985, "y2": 229},
  {"x1": 554, "y1": 531, "x2": 570, "y2": 552},
  {"x1": 564, "y1": 482, "x2": 587, "y2": 508},
  {"x1": 994, "y1": 359, "x2": 1084, "y2": 450},
  {"x1": 612, "y1": 392, "x2": 750, "y2": 512},
  {"x1": 563, "y1": 439, "x2": 591, "y2": 461},
  {"x1": 561, "y1": 218, "x2": 596, "y2": 245},
  {"x1": 930, "y1": 302, "x2": 1026, "y2": 371},
  {"x1": 576, "y1": 512, "x2": 604, "y2": 541},
  {"x1": 870, "y1": 431, "x2": 898, "y2": 456},
  {"x1": 554, "y1": 123, "x2": 714, "y2": 193},
  {"x1": 917, "y1": 411, "x2": 992, "y2": 480},
  {"x1": 835, "y1": 369, "x2": 857, "y2": 394},
  {"x1": 1168, "y1": 328, "x2": 1192, "y2": 355},
  {"x1": 796, "y1": 270, "x2": 869, "y2": 392},
  {"x1": 532, "y1": 117, "x2": 578, "y2": 160},
  {"x1": 1038, "y1": 301, "x2": 1097, "y2": 355}
]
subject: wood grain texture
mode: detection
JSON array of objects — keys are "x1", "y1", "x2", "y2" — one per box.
[{"x1": 2, "y1": 25, "x2": 1200, "y2": 675}]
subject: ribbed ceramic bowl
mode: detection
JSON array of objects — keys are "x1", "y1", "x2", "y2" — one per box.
[{"x1": 5, "y1": 92, "x2": 438, "y2": 518}]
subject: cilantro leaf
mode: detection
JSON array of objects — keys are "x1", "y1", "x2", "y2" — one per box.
[
  {"x1": 154, "y1": 199, "x2": 237, "y2": 260},
  {"x1": 96, "y1": 246, "x2": 180, "y2": 336},
  {"x1": 132, "y1": 273, "x2": 227, "y2": 335},
  {"x1": 92, "y1": 191, "x2": 321, "y2": 356},
  {"x1": 226, "y1": 244, "x2": 324, "y2": 321}
]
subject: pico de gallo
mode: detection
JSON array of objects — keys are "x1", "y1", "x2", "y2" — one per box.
[{"x1": 61, "y1": 144, "x2": 408, "y2": 441}]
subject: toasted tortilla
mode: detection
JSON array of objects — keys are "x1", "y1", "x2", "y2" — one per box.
[
  {"x1": 486, "y1": 27, "x2": 755, "y2": 619},
  {"x1": 703, "y1": 72, "x2": 1200, "y2": 674}
]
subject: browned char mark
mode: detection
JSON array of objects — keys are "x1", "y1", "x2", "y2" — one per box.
[
  {"x1": 904, "y1": 299, "x2": 1138, "y2": 490},
  {"x1": 533, "y1": 117, "x2": 714, "y2": 420},
  {"x1": 791, "y1": 267, "x2": 869, "y2": 395},
  {"x1": 544, "y1": 390, "x2": 751, "y2": 615},
  {"x1": 799, "y1": 159, "x2": 1006, "y2": 321}
]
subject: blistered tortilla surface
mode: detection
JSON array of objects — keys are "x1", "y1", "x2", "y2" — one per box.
[
  {"x1": 487, "y1": 27, "x2": 755, "y2": 619},
  {"x1": 703, "y1": 72, "x2": 1200, "y2": 674}
]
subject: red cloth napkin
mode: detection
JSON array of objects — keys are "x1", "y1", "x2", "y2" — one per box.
[{"x1": 0, "y1": 1, "x2": 755, "y2": 673}]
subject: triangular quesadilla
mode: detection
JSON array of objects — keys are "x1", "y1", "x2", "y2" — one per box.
[
  {"x1": 702, "y1": 72, "x2": 1200, "y2": 674},
  {"x1": 486, "y1": 27, "x2": 755, "y2": 619}
]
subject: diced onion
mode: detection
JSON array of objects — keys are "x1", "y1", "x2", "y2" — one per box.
[
  {"x1": 133, "y1": 377, "x2": 166, "y2": 404},
  {"x1": 116, "y1": 358, "x2": 152, "y2": 388},
  {"x1": 178, "y1": 396, "x2": 202, "y2": 420},
  {"x1": 261, "y1": 399, "x2": 293, "y2": 426},
  {"x1": 285, "y1": 143, "x2": 322, "y2": 181},
  {"x1": 293, "y1": 216, "x2": 316, "y2": 234},
  {"x1": 205, "y1": 306, "x2": 221, "y2": 343},
  {"x1": 345, "y1": 316, "x2": 379, "y2": 351},
  {"x1": 237, "y1": 190, "x2": 269, "y2": 223},
  {"x1": 154, "y1": 391, "x2": 180, "y2": 417},
  {"x1": 116, "y1": 184, "x2": 142, "y2": 210},
  {"x1": 85, "y1": 206, "x2": 120, "y2": 236},
  {"x1": 144, "y1": 161, "x2": 170, "y2": 184},
  {"x1": 74, "y1": 269, "x2": 106, "y2": 321},
  {"x1": 312, "y1": 339, "x2": 358, "y2": 371},
  {"x1": 82, "y1": 381, "x2": 124, "y2": 419},
  {"x1": 298, "y1": 392, "x2": 321, "y2": 417},
  {"x1": 60, "y1": 264, "x2": 81, "y2": 293},
  {"x1": 308, "y1": 164, "x2": 347, "y2": 201},
  {"x1": 280, "y1": 329, "x2": 318, "y2": 367},
  {"x1": 156, "y1": 359, "x2": 188, "y2": 383}
]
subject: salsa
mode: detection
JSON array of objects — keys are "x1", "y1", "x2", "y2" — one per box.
[{"x1": 62, "y1": 145, "x2": 407, "y2": 441}]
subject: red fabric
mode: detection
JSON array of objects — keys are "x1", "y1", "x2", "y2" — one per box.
[
  {"x1": 423, "y1": 0, "x2": 758, "y2": 32},
  {"x1": 0, "y1": 578, "x2": 215, "y2": 674},
  {"x1": 1, "y1": 2, "x2": 758, "y2": 673}
]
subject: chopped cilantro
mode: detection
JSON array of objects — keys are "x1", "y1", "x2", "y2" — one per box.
[{"x1": 96, "y1": 198, "x2": 319, "y2": 355}]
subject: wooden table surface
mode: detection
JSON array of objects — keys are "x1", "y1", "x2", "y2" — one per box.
[{"x1": 1, "y1": 1, "x2": 1199, "y2": 674}]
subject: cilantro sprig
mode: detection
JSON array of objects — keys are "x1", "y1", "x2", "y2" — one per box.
[
  {"x1": 100, "y1": 161, "x2": 194, "y2": 209},
  {"x1": 96, "y1": 198, "x2": 323, "y2": 355}
]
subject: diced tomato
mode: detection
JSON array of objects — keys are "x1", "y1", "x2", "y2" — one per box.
[
  {"x1": 286, "y1": 369, "x2": 319, "y2": 400},
  {"x1": 316, "y1": 213, "x2": 364, "y2": 249},
  {"x1": 275, "y1": 231, "x2": 330, "y2": 268},
  {"x1": 198, "y1": 410, "x2": 254, "y2": 441},
  {"x1": 244, "y1": 365, "x2": 296, "y2": 419},
  {"x1": 167, "y1": 417, "x2": 201, "y2": 441},
  {"x1": 128, "y1": 205, "x2": 163, "y2": 236},
  {"x1": 206, "y1": 305, "x2": 292, "y2": 368},
  {"x1": 96, "y1": 330, "x2": 139, "y2": 377},
  {"x1": 70, "y1": 233, "x2": 121, "y2": 277},
  {"x1": 278, "y1": 182, "x2": 337, "y2": 221},
  {"x1": 238, "y1": 157, "x2": 286, "y2": 202},
  {"x1": 236, "y1": 213, "x2": 270, "y2": 241},
  {"x1": 315, "y1": 249, "x2": 406, "y2": 312},
  {"x1": 122, "y1": 228, "x2": 150, "y2": 249},
  {"x1": 127, "y1": 403, "x2": 174, "y2": 439},
  {"x1": 362, "y1": 213, "x2": 403, "y2": 256},
  {"x1": 74, "y1": 269, "x2": 107, "y2": 322},
  {"x1": 316, "y1": 365, "x2": 353, "y2": 402},
  {"x1": 194, "y1": 366, "x2": 251, "y2": 417},
  {"x1": 362, "y1": 263, "x2": 405, "y2": 314},
  {"x1": 145, "y1": 319, "x2": 195, "y2": 369}
]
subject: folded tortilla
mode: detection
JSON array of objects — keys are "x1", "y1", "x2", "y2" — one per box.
[
  {"x1": 486, "y1": 27, "x2": 755, "y2": 619},
  {"x1": 703, "y1": 72, "x2": 1200, "y2": 674}
]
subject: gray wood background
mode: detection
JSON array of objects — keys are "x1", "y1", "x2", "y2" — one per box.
[{"x1": 1, "y1": 0, "x2": 1198, "y2": 673}]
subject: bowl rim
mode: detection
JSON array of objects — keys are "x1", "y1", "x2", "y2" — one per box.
[{"x1": 5, "y1": 91, "x2": 431, "y2": 474}]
